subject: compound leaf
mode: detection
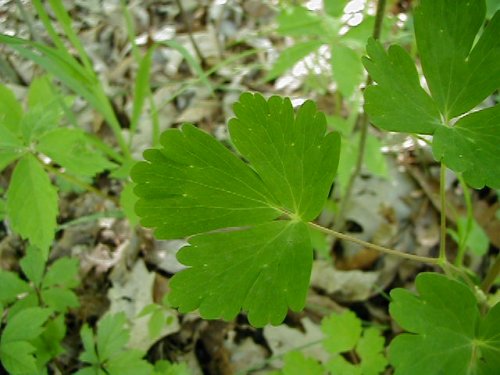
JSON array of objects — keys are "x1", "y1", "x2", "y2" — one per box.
[
  {"x1": 1, "y1": 307, "x2": 51, "y2": 344},
  {"x1": 0, "y1": 83, "x2": 23, "y2": 135},
  {"x1": 169, "y1": 221, "x2": 311, "y2": 327},
  {"x1": 0, "y1": 271, "x2": 30, "y2": 305},
  {"x1": 133, "y1": 94, "x2": 339, "y2": 326},
  {"x1": 415, "y1": 1, "x2": 500, "y2": 118},
  {"x1": 322, "y1": 310, "x2": 362, "y2": 354},
  {"x1": 6, "y1": 154, "x2": 58, "y2": 255},
  {"x1": 389, "y1": 273, "x2": 500, "y2": 375},
  {"x1": 0, "y1": 341, "x2": 38, "y2": 375},
  {"x1": 96, "y1": 313, "x2": 129, "y2": 362},
  {"x1": 280, "y1": 351, "x2": 324, "y2": 375},
  {"x1": 37, "y1": 128, "x2": 115, "y2": 177},
  {"x1": 433, "y1": 105, "x2": 500, "y2": 189},
  {"x1": 357, "y1": 328, "x2": 388, "y2": 375}
]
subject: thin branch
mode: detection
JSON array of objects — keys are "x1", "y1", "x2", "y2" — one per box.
[{"x1": 439, "y1": 163, "x2": 448, "y2": 261}]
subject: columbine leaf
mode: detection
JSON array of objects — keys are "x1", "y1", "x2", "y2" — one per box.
[
  {"x1": 280, "y1": 351, "x2": 324, "y2": 375},
  {"x1": 363, "y1": 0, "x2": 500, "y2": 189},
  {"x1": 229, "y1": 94, "x2": 339, "y2": 221},
  {"x1": 169, "y1": 221, "x2": 311, "y2": 327},
  {"x1": 357, "y1": 328, "x2": 388, "y2": 375},
  {"x1": 37, "y1": 128, "x2": 115, "y2": 177},
  {"x1": 414, "y1": 1, "x2": 500, "y2": 118},
  {"x1": 132, "y1": 94, "x2": 340, "y2": 326},
  {"x1": 432, "y1": 105, "x2": 500, "y2": 188},
  {"x1": 388, "y1": 273, "x2": 500, "y2": 375},
  {"x1": 6, "y1": 154, "x2": 58, "y2": 254},
  {"x1": 362, "y1": 39, "x2": 441, "y2": 134}
]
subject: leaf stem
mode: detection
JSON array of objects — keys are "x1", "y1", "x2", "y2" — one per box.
[
  {"x1": 439, "y1": 163, "x2": 448, "y2": 262},
  {"x1": 481, "y1": 255, "x2": 500, "y2": 294},
  {"x1": 455, "y1": 173, "x2": 473, "y2": 267},
  {"x1": 308, "y1": 221, "x2": 441, "y2": 265}
]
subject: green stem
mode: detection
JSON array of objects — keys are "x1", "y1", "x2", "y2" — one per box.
[
  {"x1": 439, "y1": 163, "x2": 448, "y2": 261},
  {"x1": 332, "y1": 0, "x2": 387, "y2": 231},
  {"x1": 308, "y1": 221, "x2": 440, "y2": 265},
  {"x1": 455, "y1": 173, "x2": 473, "y2": 266},
  {"x1": 174, "y1": 0, "x2": 206, "y2": 66},
  {"x1": 481, "y1": 255, "x2": 500, "y2": 294}
]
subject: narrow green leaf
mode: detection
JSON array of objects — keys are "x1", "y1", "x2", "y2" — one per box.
[
  {"x1": 265, "y1": 41, "x2": 322, "y2": 81},
  {"x1": 6, "y1": 154, "x2": 58, "y2": 254},
  {"x1": 388, "y1": 273, "x2": 499, "y2": 375},
  {"x1": 414, "y1": 0, "x2": 500, "y2": 117},
  {"x1": 20, "y1": 246, "x2": 45, "y2": 287},
  {"x1": 0, "y1": 83, "x2": 23, "y2": 135},
  {"x1": 331, "y1": 44, "x2": 364, "y2": 98},
  {"x1": 169, "y1": 221, "x2": 311, "y2": 327},
  {"x1": 432, "y1": 105, "x2": 500, "y2": 189},
  {"x1": 37, "y1": 128, "x2": 115, "y2": 177},
  {"x1": 362, "y1": 38, "x2": 441, "y2": 134}
]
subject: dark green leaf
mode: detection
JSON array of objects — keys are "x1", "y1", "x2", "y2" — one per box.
[{"x1": 389, "y1": 273, "x2": 500, "y2": 375}]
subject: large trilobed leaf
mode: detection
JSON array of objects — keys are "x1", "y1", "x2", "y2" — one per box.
[
  {"x1": 362, "y1": 0, "x2": 500, "y2": 189},
  {"x1": 132, "y1": 93, "x2": 340, "y2": 326},
  {"x1": 389, "y1": 273, "x2": 500, "y2": 375},
  {"x1": 415, "y1": 0, "x2": 500, "y2": 119}
]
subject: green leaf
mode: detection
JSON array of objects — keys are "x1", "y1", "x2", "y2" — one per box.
[
  {"x1": 120, "y1": 182, "x2": 139, "y2": 226},
  {"x1": 0, "y1": 271, "x2": 30, "y2": 305},
  {"x1": 0, "y1": 341, "x2": 38, "y2": 375},
  {"x1": 6, "y1": 154, "x2": 58, "y2": 254},
  {"x1": 105, "y1": 350, "x2": 152, "y2": 375},
  {"x1": 229, "y1": 94, "x2": 340, "y2": 221},
  {"x1": 41, "y1": 288, "x2": 79, "y2": 313},
  {"x1": 130, "y1": 46, "x2": 155, "y2": 135},
  {"x1": 322, "y1": 311, "x2": 362, "y2": 354},
  {"x1": 324, "y1": 0, "x2": 348, "y2": 18},
  {"x1": 277, "y1": 6, "x2": 325, "y2": 37},
  {"x1": 432, "y1": 106, "x2": 500, "y2": 189},
  {"x1": 153, "y1": 360, "x2": 191, "y2": 375},
  {"x1": 96, "y1": 313, "x2": 129, "y2": 361},
  {"x1": 32, "y1": 314, "x2": 66, "y2": 366},
  {"x1": 362, "y1": 39, "x2": 441, "y2": 134},
  {"x1": 357, "y1": 328, "x2": 387, "y2": 375},
  {"x1": 42, "y1": 257, "x2": 79, "y2": 289},
  {"x1": 133, "y1": 93, "x2": 340, "y2": 326},
  {"x1": 79, "y1": 324, "x2": 98, "y2": 365},
  {"x1": 21, "y1": 101, "x2": 62, "y2": 143},
  {"x1": 388, "y1": 273, "x2": 500, "y2": 375},
  {"x1": 1, "y1": 307, "x2": 51, "y2": 344},
  {"x1": 331, "y1": 44, "x2": 364, "y2": 98},
  {"x1": 37, "y1": 128, "x2": 115, "y2": 177},
  {"x1": 27, "y1": 75, "x2": 57, "y2": 109},
  {"x1": 169, "y1": 221, "x2": 311, "y2": 327},
  {"x1": 0, "y1": 83, "x2": 23, "y2": 135},
  {"x1": 326, "y1": 356, "x2": 361, "y2": 375},
  {"x1": 265, "y1": 41, "x2": 322, "y2": 82},
  {"x1": 20, "y1": 246, "x2": 46, "y2": 287},
  {"x1": 280, "y1": 351, "x2": 323, "y2": 375},
  {"x1": 414, "y1": 1, "x2": 500, "y2": 118}
]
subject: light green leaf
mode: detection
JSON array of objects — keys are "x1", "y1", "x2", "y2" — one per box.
[
  {"x1": 229, "y1": 94, "x2": 340, "y2": 221},
  {"x1": 1, "y1": 307, "x2": 51, "y2": 343},
  {"x1": 120, "y1": 182, "x2": 139, "y2": 226},
  {"x1": 133, "y1": 93, "x2": 340, "y2": 326},
  {"x1": 281, "y1": 351, "x2": 323, "y2": 375},
  {"x1": 277, "y1": 6, "x2": 325, "y2": 37},
  {"x1": 37, "y1": 128, "x2": 115, "y2": 177},
  {"x1": 324, "y1": 0, "x2": 348, "y2": 18},
  {"x1": 454, "y1": 217, "x2": 490, "y2": 256},
  {"x1": 0, "y1": 271, "x2": 30, "y2": 305},
  {"x1": 154, "y1": 360, "x2": 192, "y2": 375},
  {"x1": 20, "y1": 246, "x2": 45, "y2": 287},
  {"x1": 169, "y1": 221, "x2": 311, "y2": 327},
  {"x1": 326, "y1": 355, "x2": 361, "y2": 375},
  {"x1": 433, "y1": 105, "x2": 500, "y2": 189},
  {"x1": 41, "y1": 287, "x2": 79, "y2": 312},
  {"x1": 389, "y1": 273, "x2": 500, "y2": 375},
  {"x1": 265, "y1": 41, "x2": 322, "y2": 81},
  {"x1": 322, "y1": 311, "x2": 362, "y2": 354},
  {"x1": 105, "y1": 350, "x2": 152, "y2": 375},
  {"x1": 362, "y1": 39, "x2": 441, "y2": 134},
  {"x1": 148, "y1": 309, "x2": 166, "y2": 339},
  {"x1": 27, "y1": 75, "x2": 57, "y2": 109},
  {"x1": 6, "y1": 154, "x2": 58, "y2": 254},
  {"x1": 331, "y1": 44, "x2": 364, "y2": 98},
  {"x1": 0, "y1": 341, "x2": 38, "y2": 375},
  {"x1": 79, "y1": 324, "x2": 98, "y2": 364},
  {"x1": 0, "y1": 83, "x2": 23, "y2": 134},
  {"x1": 130, "y1": 46, "x2": 155, "y2": 135},
  {"x1": 42, "y1": 257, "x2": 79, "y2": 289},
  {"x1": 96, "y1": 313, "x2": 129, "y2": 361},
  {"x1": 32, "y1": 314, "x2": 66, "y2": 366},
  {"x1": 0, "y1": 124, "x2": 24, "y2": 172},
  {"x1": 414, "y1": 1, "x2": 500, "y2": 118},
  {"x1": 357, "y1": 328, "x2": 387, "y2": 375}
]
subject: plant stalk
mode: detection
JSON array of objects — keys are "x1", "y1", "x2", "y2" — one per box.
[
  {"x1": 309, "y1": 221, "x2": 441, "y2": 265},
  {"x1": 481, "y1": 255, "x2": 500, "y2": 294},
  {"x1": 174, "y1": 0, "x2": 206, "y2": 66},
  {"x1": 439, "y1": 163, "x2": 448, "y2": 261}
]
